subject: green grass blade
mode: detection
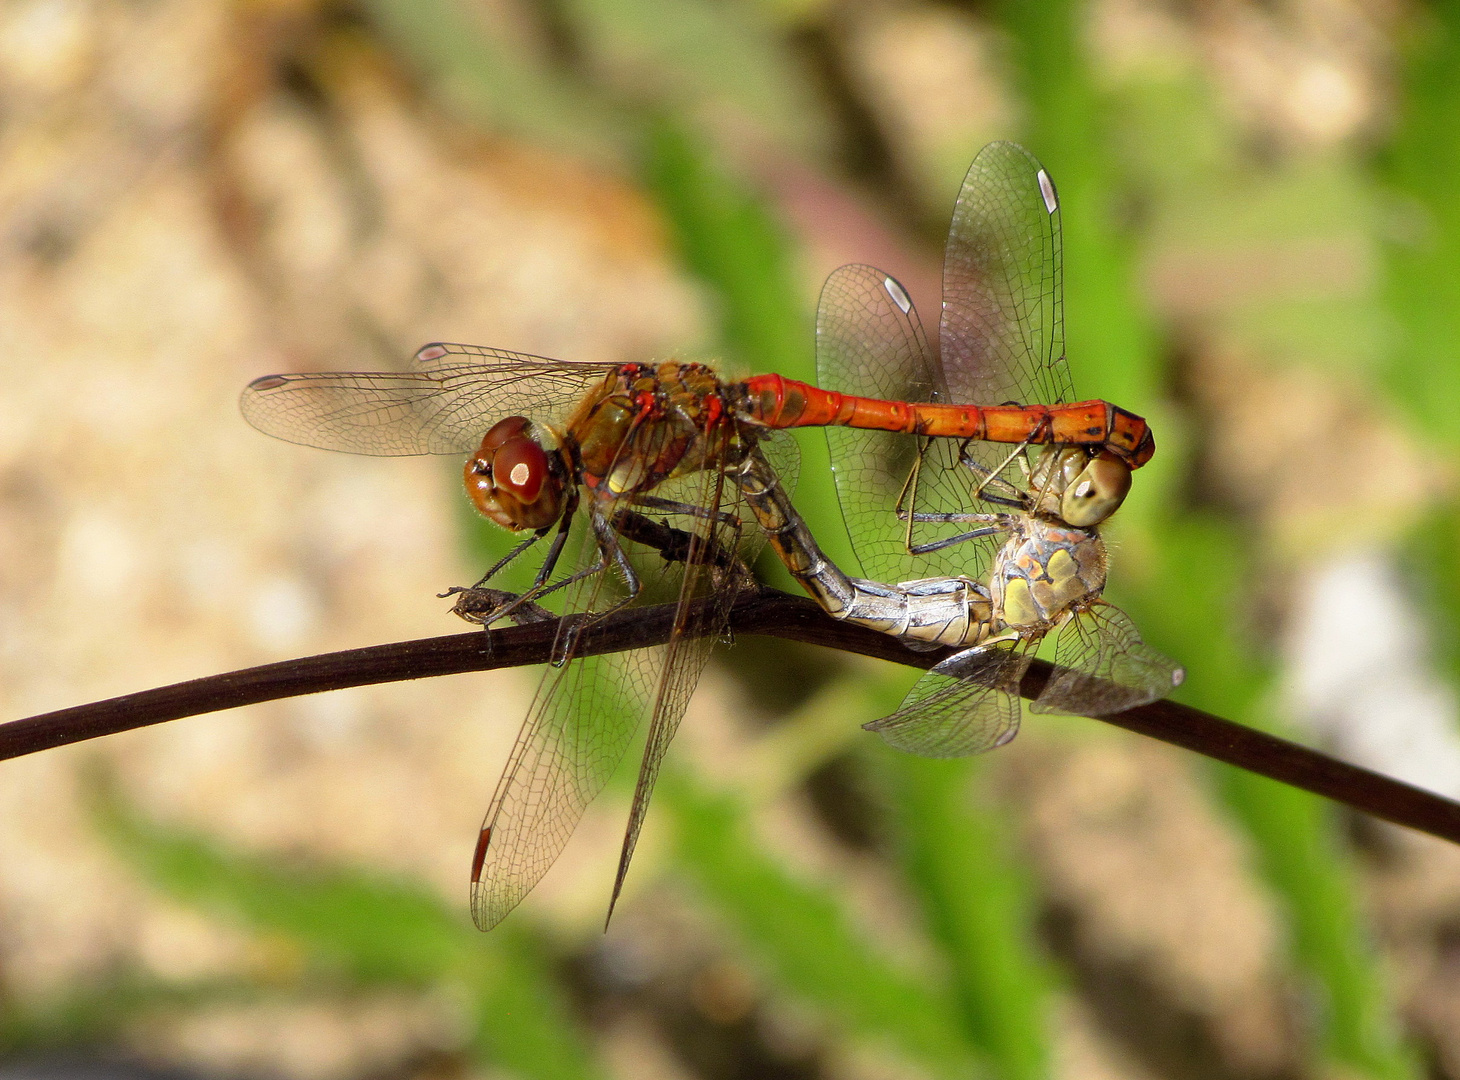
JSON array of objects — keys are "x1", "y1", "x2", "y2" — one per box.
[
  {"x1": 640, "y1": 115, "x2": 853, "y2": 575},
  {"x1": 88, "y1": 770, "x2": 605, "y2": 1080},
  {"x1": 1381, "y1": 5, "x2": 1460, "y2": 699},
  {"x1": 1377, "y1": 3, "x2": 1460, "y2": 448},
  {"x1": 362, "y1": 0, "x2": 623, "y2": 158},
  {"x1": 877, "y1": 748, "x2": 1052, "y2": 1080},
  {"x1": 658, "y1": 764, "x2": 979, "y2": 1077},
  {"x1": 558, "y1": 0, "x2": 825, "y2": 156},
  {"x1": 996, "y1": 2, "x2": 1417, "y2": 1074}
]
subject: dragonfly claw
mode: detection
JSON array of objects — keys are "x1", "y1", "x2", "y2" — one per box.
[{"x1": 447, "y1": 586, "x2": 557, "y2": 627}]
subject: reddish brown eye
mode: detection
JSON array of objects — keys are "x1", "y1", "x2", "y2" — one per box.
[
  {"x1": 481, "y1": 415, "x2": 532, "y2": 453},
  {"x1": 491, "y1": 437, "x2": 548, "y2": 502},
  {"x1": 464, "y1": 418, "x2": 564, "y2": 531}
]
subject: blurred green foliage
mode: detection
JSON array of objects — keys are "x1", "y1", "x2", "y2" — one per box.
[
  {"x1": 876, "y1": 751, "x2": 1051, "y2": 1080},
  {"x1": 660, "y1": 763, "x2": 983, "y2": 1076},
  {"x1": 1383, "y1": 2, "x2": 1460, "y2": 699},
  {"x1": 998, "y1": 2, "x2": 1417, "y2": 1077},
  {"x1": 67, "y1": 767, "x2": 604, "y2": 1080}
]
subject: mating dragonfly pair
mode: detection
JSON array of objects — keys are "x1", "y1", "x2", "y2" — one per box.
[{"x1": 242, "y1": 142, "x2": 1183, "y2": 931}]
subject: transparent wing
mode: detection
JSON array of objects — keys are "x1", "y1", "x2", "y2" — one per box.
[
  {"x1": 755, "y1": 428, "x2": 801, "y2": 526},
  {"x1": 863, "y1": 639, "x2": 1031, "y2": 758},
  {"x1": 1030, "y1": 603, "x2": 1186, "y2": 717},
  {"x1": 241, "y1": 342, "x2": 614, "y2": 456},
  {"x1": 470, "y1": 407, "x2": 706, "y2": 930},
  {"x1": 814, "y1": 264, "x2": 1003, "y2": 583},
  {"x1": 816, "y1": 263, "x2": 937, "y2": 403},
  {"x1": 470, "y1": 520, "x2": 653, "y2": 931},
  {"x1": 474, "y1": 421, "x2": 791, "y2": 930},
  {"x1": 605, "y1": 433, "x2": 763, "y2": 922},
  {"x1": 940, "y1": 141, "x2": 1073, "y2": 409},
  {"x1": 842, "y1": 140, "x2": 1073, "y2": 583}
]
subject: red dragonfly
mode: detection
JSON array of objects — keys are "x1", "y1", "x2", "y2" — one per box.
[
  {"x1": 244, "y1": 355, "x2": 799, "y2": 930},
  {"x1": 239, "y1": 145, "x2": 1160, "y2": 930}
]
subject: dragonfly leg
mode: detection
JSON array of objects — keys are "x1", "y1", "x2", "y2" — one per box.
[
  {"x1": 970, "y1": 488, "x2": 1024, "y2": 510},
  {"x1": 448, "y1": 493, "x2": 582, "y2": 627},
  {"x1": 964, "y1": 437, "x2": 1038, "y2": 505},
  {"x1": 890, "y1": 507, "x2": 1011, "y2": 556},
  {"x1": 589, "y1": 507, "x2": 643, "y2": 616},
  {"x1": 473, "y1": 530, "x2": 547, "y2": 589},
  {"x1": 893, "y1": 436, "x2": 936, "y2": 556},
  {"x1": 524, "y1": 526, "x2": 617, "y2": 612},
  {"x1": 439, "y1": 529, "x2": 548, "y2": 614},
  {"x1": 956, "y1": 443, "x2": 1026, "y2": 507},
  {"x1": 633, "y1": 493, "x2": 740, "y2": 529},
  {"x1": 551, "y1": 506, "x2": 643, "y2": 666},
  {"x1": 908, "y1": 525, "x2": 1007, "y2": 556},
  {"x1": 524, "y1": 500, "x2": 580, "y2": 593},
  {"x1": 898, "y1": 512, "x2": 1010, "y2": 525}
]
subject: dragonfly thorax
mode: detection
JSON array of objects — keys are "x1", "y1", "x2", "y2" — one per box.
[
  {"x1": 464, "y1": 416, "x2": 570, "y2": 531},
  {"x1": 569, "y1": 361, "x2": 738, "y2": 497},
  {"x1": 992, "y1": 516, "x2": 1107, "y2": 632}
]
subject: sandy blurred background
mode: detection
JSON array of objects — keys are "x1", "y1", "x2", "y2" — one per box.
[{"x1": 3, "y1": 1, "x2": 1460, "y2": 1079}]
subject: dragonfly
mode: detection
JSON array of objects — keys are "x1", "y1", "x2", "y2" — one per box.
[
  {"x1": 774, "y1": 140, "x2": 1185, "y2": 754},
  {"x1": 240, "y1": 343, "x2": 1157, "y2": 923},
  {"x1": 239, "y1": 147, "x2": 1165, "y2": 930},
  {"x1": 243, "y1": 355, "x2": 802, "y2": 931}
]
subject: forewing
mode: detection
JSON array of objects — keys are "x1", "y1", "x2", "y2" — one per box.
[
  {"x1": 470, "y1": 520, "x2": 654, "y2": 931},
  {"x1": 1030, "y1": 603, "x2": 1185, "y2": 717},
  {"x1": 605, "y1": 430, "x2": 756, "y2": 921},
  {"x1": 241, "y1": 342, "x2": 613, "y2": 456},
  {"x1": 940, "y1": 141, "x2": 1073, "y2": 409},
  {"x1": 814, "y1": 264, "x2": 998, "y2": 583},
  {"x1": 864, "y1": 640, "x2": 1031, "y2": 758}
]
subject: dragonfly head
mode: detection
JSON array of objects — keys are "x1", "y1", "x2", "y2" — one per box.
[
  {"x1": 464, "y1": 416, "x2": 567, "y2": 531},
  {"x1": 1035, "y1": 447, "x2": 1131, "y2": 527},
  {"x1": 1058, "y1": 450, "x2": 1132, "y2": 526}
]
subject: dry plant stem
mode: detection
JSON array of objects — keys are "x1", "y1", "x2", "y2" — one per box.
[{"x1": 3, "y1": 590, "x2": 1460, "y2": 848}]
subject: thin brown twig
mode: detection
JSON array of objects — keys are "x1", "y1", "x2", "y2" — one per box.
[{"x1": 4, "y1": 589, "x2": 1460, "y2": 847}]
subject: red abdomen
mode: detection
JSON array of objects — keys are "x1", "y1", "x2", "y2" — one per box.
[{"x1": 737, "y1": 374, "x2": 1153, "y2": 466}]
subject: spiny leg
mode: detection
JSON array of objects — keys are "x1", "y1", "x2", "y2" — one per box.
[
  {"x1": 633, "y1": 493, "x2": 741, "y2": 530},
  {"x1": 907, "y1": 525, "x2": 1008, "y2": 556},
  {"x1": 448, "y1": 493, "x2": 581, "y2": 626},
  {"x1": 889, "y1": 508, "x2": 1010, "y2": 557},
  {"x1": 552, "y1": 504, "x2": 643, "y2": 666},
  {"x1": 969, "y1": 433, "x2": 1041, "y2": 505},
  {"x1": 894, "y1": 435, "x2": 934, "y2": 557},
  {"x1": 955, "y1": 442, "x2": 1026, "y2": 508},
  {"x1": 473, "y1": 530, "x2": 547, "y2": 589},
  {"x1": 441, "y1": 528, "x2": 547, "y2": 608}
]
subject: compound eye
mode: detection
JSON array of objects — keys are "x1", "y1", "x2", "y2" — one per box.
[
  {"x1": 1060, "y1": 452, "x2": 1131, "y2": 527},
  {"x1": 481, "y1": 415, "x2": 532, "y2": 453},
  {"x1": 491, "y1": 436, "x2": 549, "y2": 503},
  {"x1": 463, "y1": 450, "x2": 511, "y2": 529}
]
